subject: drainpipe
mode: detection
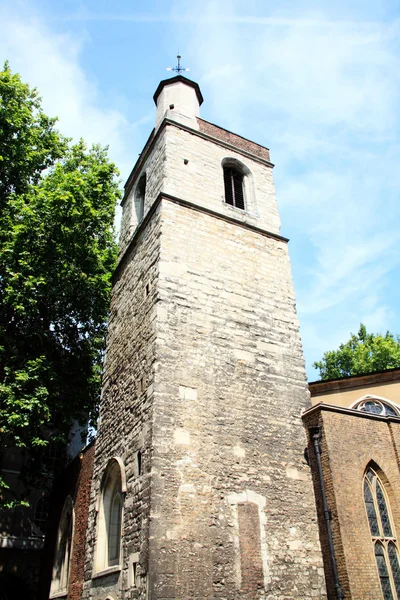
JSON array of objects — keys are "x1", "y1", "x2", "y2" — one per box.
[{"x1": 309, "y1": 426, "x2": 344, "y2": 600}]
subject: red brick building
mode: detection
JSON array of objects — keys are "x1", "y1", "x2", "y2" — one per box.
[
  {"x1": 41, "y1": 442, "x2": 95, "y2": 600},
  {"x1": 304, "y1": 368, "x2": 400, "y2": 599}
]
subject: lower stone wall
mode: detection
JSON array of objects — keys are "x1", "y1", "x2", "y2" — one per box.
[{"x1": 147, "y1": 199, "x2": 326, "y2": 599}]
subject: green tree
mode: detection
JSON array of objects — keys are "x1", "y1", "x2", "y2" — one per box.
[
  {"x1": 0, "y1": 63, "x2": 120, "y2": 505},
  {"x1": 0, "y1": 61, "x2": 67, "y2": 201},
  {"x1": 313, "y1": 324, "x2": 400, "y2": 380}
]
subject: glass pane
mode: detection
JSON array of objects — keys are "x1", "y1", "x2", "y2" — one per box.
[
  {"x1": 375, "y1": 543, "x2": 394, "y2": 600},
  {"x1": 377, "y1": 482, "x2": 393, "y2": 537},
  {"x1": 385, "y1": 404, "x2": 398, "y2": 417},
  {"x1": 366, "y1": 470, "x2": 375, "y2": 484},
  {"x1": 388, "y1": 543, "x2": 400, "y2": 598},
  {"x1": 364, "y1": 480, "x2": 380, "y2": 536},
  {"x1": 363, "y1": 400, "x2": 384, "y2": 415},
  {"x1": 108, "y1": 493, "x2": 122, "y2": 563}
]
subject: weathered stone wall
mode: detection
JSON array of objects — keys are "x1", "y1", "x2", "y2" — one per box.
[
  {"x1": 120, "y1": 117, "x2": 281, "y2": 260},
  {"x1": 83, "y1": 113, "x2": 326, "y2": 599},
  {"x1": 147, "y1": 197, "x2": 325, "y2": 599},
  {"x1": 162, "y1": 124, "x2": 282, "y2": 236},
  {"x1": 119, "y1": 128, "x2": 166, "y2": 255},
  {"x1": 82, "y1": 204, "x2": 162, "y2": 600},
  {"x1": 303, "y1": 405, "x2": 400, "y2": 599}
]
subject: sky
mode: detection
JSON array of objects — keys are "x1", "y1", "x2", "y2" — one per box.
[{"x1": 1, "y1": 0, "x2": 400, "y2": 380}]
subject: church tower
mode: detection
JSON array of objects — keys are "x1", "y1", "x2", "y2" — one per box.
[{"x1": 82, "y1": 76, "x2": 326, "y2": 600}]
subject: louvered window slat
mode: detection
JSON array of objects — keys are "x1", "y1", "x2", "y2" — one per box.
[
  {"x1": 223, "y1": 167, "x2": 234, "y2": 206},
  {"x1": 223, "y1": 167, "x2": 245, "y2": 210}
]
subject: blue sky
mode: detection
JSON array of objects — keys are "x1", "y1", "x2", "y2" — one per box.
[{"x1": 1, "y1": 0, "x2": 400, "y2": 380}]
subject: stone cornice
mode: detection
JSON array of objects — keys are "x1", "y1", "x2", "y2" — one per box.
[
  {"x1": 114, "y1": 193, "x2": 288, "y2": 281},
  {"x1": 302, "y1": 401, "x2": 400, "y2": 423},
  {"x1": 309, "y1": 368, "x2": 400, "y2": 396},
  {"x1": 122, "y1": 118, "x2": 275, "y2": 205}
]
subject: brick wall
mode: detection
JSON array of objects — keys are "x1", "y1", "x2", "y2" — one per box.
[
  {"x1": 40, "y1": 441, "x2": 95, "y2": 600},
  {"x1": 197, "y1": 118, "x2": 271, "y2": 163},
  {"x1": 303, "y1": 405, "x2": 400, "y2": 599}
]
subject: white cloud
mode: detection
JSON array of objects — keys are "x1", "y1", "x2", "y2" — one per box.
[
  {"x1": 1, "y1": 0, "x2": 399, "y2": 377},
  {"x1": 0, "y1": 6, "x2": 148, "y2": 182},
  {"x1": 173, "y1": 0, "x2": 400, "y2": 375}
]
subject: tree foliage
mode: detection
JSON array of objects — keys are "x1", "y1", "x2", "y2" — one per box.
[
  {"x1": 313, "y1": 324, "x2": 400, "y2": 380},
  {"x1": 0, "y1": 63, "x2": 120, "y2": 504}
]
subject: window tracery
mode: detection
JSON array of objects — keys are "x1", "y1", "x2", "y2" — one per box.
[
  {"x1": 364, "y1": 467, "x2": 400, "y2": 599},
  {"x1": 352, "y1": 396, "x2": 400, "y2": 417}
]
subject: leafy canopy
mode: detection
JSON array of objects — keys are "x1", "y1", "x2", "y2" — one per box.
[
  {"x1": 313, "y1": 324, "x2": 400, "y2": 380},
  {"x1": 0, "y1": 63, "x2": 120, "y2": 504}
]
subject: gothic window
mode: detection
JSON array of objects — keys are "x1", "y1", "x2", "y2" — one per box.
[
  {"x1": 95, "y1": 458, "x2": 125, "y2": 573},
  {"x1": 108, "y1": 492, "x2": 122, "y2": 564},
  {"x1": 223, "y1": 166, "x2": 245, "y2": 210},
  {"x1": 352, "y1": 396, "x2": 400, "y2": 417},
  {"x1": 364, "y1": 467, "x2": 400, "y2": 598},
  {"x1": 50, "y1": 496, "x2": 74, "y2": 597}
]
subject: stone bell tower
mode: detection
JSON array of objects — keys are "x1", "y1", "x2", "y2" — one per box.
[{"x1": 83, "y1": 75, "x2": 326, "y2": 600}]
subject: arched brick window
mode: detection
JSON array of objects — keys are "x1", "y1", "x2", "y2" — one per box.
[{"x1": 364, "y1": 467, "x2": 400, "y2": 598}]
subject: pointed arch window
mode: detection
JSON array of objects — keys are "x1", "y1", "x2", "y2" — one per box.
[
  {"x1": 95, "y1": 458, "x2": 126, "y2": 573},
  {"x1": 108, "y1": 492, "x2": 122, "y2": 563},
  {"x1": 50, "y1": 496, "x2": 74, "y2": 597},
  {"x1": 364, "y1": 467, "x2": 400, "y2": 598}
]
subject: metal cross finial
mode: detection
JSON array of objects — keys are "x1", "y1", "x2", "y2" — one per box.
[{"x1": 166, "y1": 54, "x2": 190, "y2": 75}]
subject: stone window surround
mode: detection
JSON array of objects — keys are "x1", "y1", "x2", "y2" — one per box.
[{"x1": 221, "y1": 157, "x2": 255, "y2": 214}]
